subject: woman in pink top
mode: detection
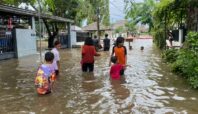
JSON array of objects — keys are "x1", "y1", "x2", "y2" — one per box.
[{"x1": 110, "y1": 56, "x2": 125, "y2": 80}]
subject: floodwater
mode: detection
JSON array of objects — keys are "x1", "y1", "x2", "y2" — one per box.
[{"x1": 0, "y1": 39, "x2": 198, "y2": 114}]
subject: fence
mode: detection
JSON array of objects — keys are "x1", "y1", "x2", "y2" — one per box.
[
  {"x1": 0, "y1": 31, "x2": 14, "y2": 53},
  {"x1": 76, "y1": 32, "x2": 89, "y2": 42}
]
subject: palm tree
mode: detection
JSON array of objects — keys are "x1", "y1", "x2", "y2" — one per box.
[{"x1": 125, "y1": 0, "x2": 155, "y2": 32}]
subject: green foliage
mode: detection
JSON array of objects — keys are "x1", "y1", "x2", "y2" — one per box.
[
  {"x1": 163, "y1": 32, "x2": 198, "y2": 88},
  {"x1": 2, "y1": 0, "x2": 36, "y2": 5},
  {"x1": 2, "y1": 0, "x2": 110, "y2": 27},
  {"x1": 162, "y1": 49, "x2": 178, "y2": 63},
  {"x1": 152, "y1": 27, "x2": 166, "y2": 49},
  {"x1": 152, "y1": 0, "x2": 198, "y2": 49},
  {"x1": 115, "y1": 26, "x2": 124, "y2": 34},
  {"x1": 76, "y1": 0, "x2": 110, "y2": 26},
  {"x1": 125, "y1": 0, "x2": 155, "y2": 32},
  {"x1": 172, "y1": 50, "x2": 198, "y2": 88},
  {"x1": 125, "y1": 22, "x2": 137, "y2": 33},
  {"x1": 183, "y1": 32, "x2": 198, "y2": 51}
]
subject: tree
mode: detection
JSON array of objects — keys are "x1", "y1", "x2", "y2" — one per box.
[
  {"x1": 115, "y1": 26, "x2": 124, "y2": 34},
  {"x1": 2, "y1": 0, "x2": 110, "y2": 47},
  {"x1": 125, "y1": 22, "x2": 137, "y2": 34},
  {"x1": 125, "y1": 0, "x2": 155, "y2": 32},
  {"x1": 186, "y1": 0, "x2": 198, "y2": 32},
  {"x1": 77, "y1": 0, "x2": 110, "y2": 26},
  {"x1": 40, "y1": 0, "x2": 80, "y2": 48},
  {"x1": 2, "y1": 0, "x2": 36, "y2": 6}
]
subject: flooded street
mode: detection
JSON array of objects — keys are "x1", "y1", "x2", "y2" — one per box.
[{"x1": 1, "y1": 39, "x2": 198, "y2": 114}]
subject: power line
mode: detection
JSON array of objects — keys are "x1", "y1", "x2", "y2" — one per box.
[
  {"x1": 111, "y1": 13, "x2": 125, "y2": 18},
  {"x1": 109, "y1": 0, "x2": 124, "y2": 14}
]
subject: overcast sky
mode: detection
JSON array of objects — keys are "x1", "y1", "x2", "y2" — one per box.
[{"x1": 110, "y1": 0, "x2": 143, "y2": 23}]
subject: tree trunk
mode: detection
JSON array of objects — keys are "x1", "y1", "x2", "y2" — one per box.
[
  {"x1": 187, "y1": 2, "x2": 198, "y2": 32},
  {"x1": 48, "y1": 36, "x2": 54, "y2": 48},
  {"x1": 43, "y1": 19, "x2": 59, "y2": 48}
]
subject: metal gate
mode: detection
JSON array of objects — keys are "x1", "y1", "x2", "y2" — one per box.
[
  {"x1": 76, "y1": 32, "x2": 88, "y2": 42},
  {"x1": 59, "y1": 33, "x2": 69, "y2": 48},
  {"x1": 0, "y1": 30, "x2": 15, "y2": 60}
]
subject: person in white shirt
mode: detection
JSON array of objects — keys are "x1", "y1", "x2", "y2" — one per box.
[{"x1": 51, "y1": 40, "x2": 61, "y2": 75}]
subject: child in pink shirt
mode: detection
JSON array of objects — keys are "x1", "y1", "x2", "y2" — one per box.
[{"x1": 110, "y1": 56, "x2": 125, "y2": 80}]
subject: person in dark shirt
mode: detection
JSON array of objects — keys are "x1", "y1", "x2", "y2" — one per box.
[
  {"x1": 103, "y1": 34, "x2": 110, "y2": 51},
  {"x1": 93, "y1": 35, "x2": 99, "y2": 51}
]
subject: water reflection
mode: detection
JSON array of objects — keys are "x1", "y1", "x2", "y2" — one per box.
[
  {"x1": 1, "y1": 39, "x2": 198, "y2": 113},
  {"x1": 110, "y1": 77, "x2": 129, "y2": 100},
  {"x1": 110, "y1": 77, "x2": 134, "y2": 114},
  {"x1": 81, "y1": 72, "x2": 98, "y2": 92}
]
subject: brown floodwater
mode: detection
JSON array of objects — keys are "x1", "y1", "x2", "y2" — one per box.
[{"x1": 0, "y1": 39, "x2": 198, "y2": 114}]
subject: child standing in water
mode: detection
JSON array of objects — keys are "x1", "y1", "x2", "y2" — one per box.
[
  {"x1": 140, "y1": 46, "x2": 144, "y2": 51},
  {"x1": 109, "y1": 37, "x2": 127, "y2": 69},
  {"x1": 110, "y1": 56, "x2": 125, "y2": 80},
  {"x1": 81, "y1": 37, "x2": 100, "y2": 72},
  {"x1": 35, "y1": 52, "x2": 56, "y2": 95},
  {"x1": 51, "y1": 41, "x2": 61, "y2": 76}
]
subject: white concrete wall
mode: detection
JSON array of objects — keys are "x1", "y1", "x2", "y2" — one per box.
[
  {"x1": 15, "y1": 29, "x2": 37, "y2": 58},
  {"x1": 179, "y1": 29, "x2": 183, "y2": 46},
  {"x1": 71, "y1": 31, "x2": 77, "y2": 47}
]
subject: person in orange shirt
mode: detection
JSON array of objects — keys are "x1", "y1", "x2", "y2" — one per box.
[
  {"x1": 109, "y1": 37, "x2": 127, "y2": 74},
  {"x1": 81, "y1": 37, "x2": 100, "y2": 72}
]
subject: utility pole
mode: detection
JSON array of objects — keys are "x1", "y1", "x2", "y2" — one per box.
[
  {"x1": 38, "y1": 0, "x2": 42, "y2": 62},
  {"x1": 97, "y1": 7, "x2": 100, "y2": 41}
]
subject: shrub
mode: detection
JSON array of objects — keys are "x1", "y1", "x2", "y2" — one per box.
[
  {"x1": 163, "y1": 32, "x2": 198, "y2": 88},
  {"x1": 162, "y1": 49, "x2": 179, "y2": 63},
  {"x1": 153, "y1": 28, "x2": 166, "y2": 49}
]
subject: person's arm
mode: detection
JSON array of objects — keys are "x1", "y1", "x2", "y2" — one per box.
[
  {"x1": 109, "y1": 46, "x2": 115, "y2": 66},
  {"x1": 124, "y1": 46, "x2": 127, "y2": 65},
  {"x1": 57, "y1": 61, "x2": 60, "y2": 71},
  {"x1": 57, "y1": 51, "x2": 61, "y2": 71},
  {"x1": 95, "y1": 53, "x2": 100, "y2": 56},
  {"x1": 50, "y1": 72, "x2": 56, "y2": 92},
  {"x1": 110, "y1": 66, "x2": 113, "y2": 76},
  {"x1": 93, "y1": 46, "x2": 100, "y2": 56},
  {"x1": 125, "y1": 56, "x2": 127, "y2": 66}
]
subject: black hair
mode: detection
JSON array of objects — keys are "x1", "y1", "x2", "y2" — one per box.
[
  {"x1": 54, "y1": 40, "x2": 60, "y2": 46},
  {"x1": 45, "y1": 52, "x2": 54, "y2": 62},
  {"x1": 140, "y1": 46, "x2": 144, "y2": 50},
  {"x1": 116, "y1": 36, "x2": 124, "y2": 46},
  {"x1": 84, "y1": 37, "x2": 93, "y2": 45},
  {"x1": 94, "y1": 35, "x2": 97, "y2": 38},
  {"x1": 105, "y1": 34, "x2": 108, "y2": 37},
  {"x1": 111, "y1": 56, "x2": 117, "y2": 64}
]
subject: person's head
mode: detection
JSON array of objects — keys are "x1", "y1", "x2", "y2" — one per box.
[
  {"x1": 94, "y1": 35, "x2": 97, "y2": 39},
  {"x1": 105, "y1": 34, "x2": 108, "y2": 38},
  {"x1": 45, "y1": 51, "x2": 54, "y2": 63},
  {"x1": 140, "y1": 46, "x2": 144, "y2": 50},
  {"x1": 168, "y1": 30, "x2": 172, "y2": 34},
  {"x1": 116, "y1": 36, "x2": 124, "y2": 46},
  {"x1": 111, "y1": 56, "x2": 117, "y2": 64},
  {"x1": 54, "y1": 40, "x2": 61, "y2": 49},
  {"x1": 84, "y1": 37, "x2": 93, "y2": 45}
]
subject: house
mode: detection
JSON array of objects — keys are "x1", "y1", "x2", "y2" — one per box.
[
  {"x1": 0, "y1": 4, "x2": 73, "y2": 60},
  {"x1": 82, "y1": 22, "x2": 111, "y2": 39},
  {"x1": 110, "y1": 20, "x2": 128, "y2": 39}
]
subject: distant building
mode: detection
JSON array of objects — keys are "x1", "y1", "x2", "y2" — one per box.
[
  {"x1": 110, "y1": 20, "x2": 127, "y2": 38},
  {"x1": 82, "y1": 22, "x2": 111, "y2": 39},
  {"x1": 0, "y1": 4, "x2": 73, "y2": 60}
]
